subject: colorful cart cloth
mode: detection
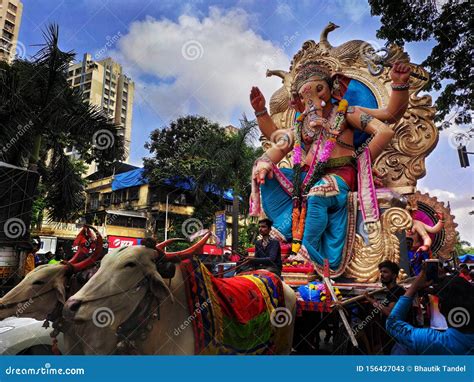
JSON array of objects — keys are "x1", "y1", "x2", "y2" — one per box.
[{"x1": 180, "y1": 259, "x2": 286, "y2": 355}]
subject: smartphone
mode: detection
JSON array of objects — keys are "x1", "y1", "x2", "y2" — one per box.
[{"x1": 425, "y1": 259, "x2": 440, "y2": 283}]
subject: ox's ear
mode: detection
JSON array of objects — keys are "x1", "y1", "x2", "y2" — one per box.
[
  {"x1": 148, "y1": 268, "x2": 174, "y2": 303},
  {"x1": 53, "y1": 274, "x2": 67, "y2": 304}
]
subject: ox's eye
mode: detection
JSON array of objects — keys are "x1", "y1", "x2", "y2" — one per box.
[
  {"x1": 124, "y1": 262, "x2": 137, "y2": 268},
  {"x1": 32, "y1": 280, "x2": 46, "y2": 286}
]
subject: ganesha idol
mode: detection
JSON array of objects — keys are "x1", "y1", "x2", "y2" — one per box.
[{"x1": 248, "y1": 58, "x2": 412, "y2": 277}]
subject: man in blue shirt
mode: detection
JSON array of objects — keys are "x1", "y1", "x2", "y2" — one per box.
[{"x1": 386, "y1": 265, "x2": 474, "y2": 355}]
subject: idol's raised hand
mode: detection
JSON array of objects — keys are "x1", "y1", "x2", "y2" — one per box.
[
  {"x1": 390, "y1": 61, "x2": 411, "y2": 83},
  {"x1": 250, "y1": 87, "x2": 266, "y2": 112}
]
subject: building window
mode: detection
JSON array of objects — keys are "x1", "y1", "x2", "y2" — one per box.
[
  {"x1": 83, "y1": 82, "x2": 91, "y2": 91},
  {"x1": 112, "y1": 190, "x2": 124, "y2": 204},
  {"x1": 128, "y1": 186, "x2": 140, "y2": 201},
  {"x1": 2, "y1": 31, "x2": 13, "y2": 40},
  {"x1": 4, "y1": 21, "x2": 14, "y2": 33},
  {"x1": 73, "y1": 77, "x2": 81, "y2": 85},
  {"x1": 89, "y1": 193, "x2": 100, "y2": 210},
  {"x1": 105, "y1": 79, "x2": 110, "y2": 86},
  {"x1": 84, "y1": 72, "x2": 92, "y2": 81},
  {"x1": 8, "y1": 3, "x2": 18, "y2": 13},
  {"x1": 68, "y1": 70, "x2": 74, "y2": 77},
  {"x1": 101, "y1": 193, "x2": 111, "y2": 207},
  {"x1": 82, "y1": 91, "x2": 90, "y2": 99},
  {"x1": 75, "y1": 68, "x2": 82, "y2": 75},
  {"x1": 121, "y1": 117, "x2": 126, "y2": 124},
  {"x1": 6, "y1": 13, "x2": 16, "y2": 22}
]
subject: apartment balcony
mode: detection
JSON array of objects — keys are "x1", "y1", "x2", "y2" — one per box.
[
  {"x1": 7, "y1": 3, "x2": 18, "y2": 14},
  {"x1": 6, "y1": 12, "x2": 16, "y2": 23},
  {"x1": 3, "y1": 24, "x2": 14, "y2": 34}
]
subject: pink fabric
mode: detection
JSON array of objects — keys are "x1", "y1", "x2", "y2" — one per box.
[{"x1": 357, "y1": 148, "x2": 380, "y2": 223}]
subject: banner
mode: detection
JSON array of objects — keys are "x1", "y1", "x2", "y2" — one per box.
[
  {"x1": 0, "y1": 356, "x2": 471, "y2": 382},
  {"x1": 107, "y1": 236, "x2": 142, "y2": 249},
  {"x1": 215, "y1": 211, "x2": 226, "y2": 248}
]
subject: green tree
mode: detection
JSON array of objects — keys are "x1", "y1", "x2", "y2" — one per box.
[
  {"x1": 369, "y1": 0, "x2": 472, "y2": 129},
  {"x1": 454, "y1": 233, "x2": 471, "y2": 257},
  {"x1": 144, "y1": 115, "x2": 261, "y2": 247},
  {"x1": 0, "y1": 25, "x2": 125, "y2": 221}
]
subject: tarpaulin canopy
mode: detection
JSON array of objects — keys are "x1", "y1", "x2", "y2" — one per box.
[
  {"x1": 459, "y1": 254, "x2": 474, "y2": 263},
  {"x1": 111, "y1": 168, "x2": 239, "y2": 201},
  {"x1": 112, "y1": 168, "x2": 148, "y2": 191}
]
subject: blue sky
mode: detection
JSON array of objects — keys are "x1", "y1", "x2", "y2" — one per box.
[{"x1": 19, "y1": 0, "x2": 473, "y2": 241}]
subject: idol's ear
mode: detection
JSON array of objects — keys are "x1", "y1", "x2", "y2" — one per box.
[{"x1": 331, "y1": 73, "x2": 351, "y2": 101}]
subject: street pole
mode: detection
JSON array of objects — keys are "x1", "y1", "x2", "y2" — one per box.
[
  {"x1": 164, "y1": 188, "x2": 180, "y2": 241},
  {"x1": 164, "y1": 193, "x2": 170, "y2": 242}
]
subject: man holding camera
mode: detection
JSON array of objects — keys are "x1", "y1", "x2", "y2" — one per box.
[{"x1": 386, "y1": 264, "x2": 474, "y2": 354}]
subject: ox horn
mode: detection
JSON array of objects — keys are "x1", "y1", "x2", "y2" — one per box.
[
  {"x1": 66, "y1": 225, "x2": 104, "y2": 273},
  {"x1": 155, "y1": 231, "x2": 212, "y2": 262}
]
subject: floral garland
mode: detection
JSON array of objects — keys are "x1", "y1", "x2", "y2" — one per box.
[{"x1": 291, "y1": 99, "x2": 349, "y2": 254}]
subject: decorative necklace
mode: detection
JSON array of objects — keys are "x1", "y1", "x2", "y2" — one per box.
[{"x1": 291, "y1": 99, "x2": 349, "y2": 254}]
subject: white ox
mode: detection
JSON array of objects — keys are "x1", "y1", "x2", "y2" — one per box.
[{"x1": 0, "y1": 262, "x2": 116, "y2": 354}]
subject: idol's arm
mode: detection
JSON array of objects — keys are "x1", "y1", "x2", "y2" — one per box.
[
  {"x1": 346, "y1": 108, "x2": 394, "y2": 159},
  {"x1": 254, "y1": 129, "x2": 294, "y2": 184},
  {"x1": 412, "y1": 221, "x2": 432, "y2": 252},
  {"x1": 250, "y1": 86, "x2": 279, "y2": 139},
  {"x1": 423, "y1": 214, "x2": 444, "y2": 234},
  {"x1": 256, "y1": 112, "x2": 279, "y2": 140},
  {"x1": 357, "y1": 61, "x2": 412, "y2": 124},
  {"x1": 358, "y1": 89, "x2": 409, "y2": 123}
]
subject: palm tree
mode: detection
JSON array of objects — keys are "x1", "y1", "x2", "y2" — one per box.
[
  {"x1": 215, "y1": 117, "x2": 262, "y2": 252},
  {"x1": 0, "y1": 24, "x2": 125, "y2": 222}
]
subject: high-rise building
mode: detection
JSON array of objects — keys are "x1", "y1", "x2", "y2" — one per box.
[
  {"x1": 0, "y1": 0, "x2": 23, "y2": 63},
  {"x1": 67, "y1": 53, "x2": 135, "y2": 174}
]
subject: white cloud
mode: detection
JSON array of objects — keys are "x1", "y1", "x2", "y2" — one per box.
[
  {"x1": 111, "y1": 7, "x2": 289, "y2": 125},
  {"x1": 334, "y1": 0, "x2": 370, "y2": 23},
  {"x1": 418, "y1": 186, "x2": 473, "y2": 243}
]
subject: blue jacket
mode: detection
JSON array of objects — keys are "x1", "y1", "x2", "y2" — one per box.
[{"x1": 386, "y1": 295, "x2": 474, "y2": 355}]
